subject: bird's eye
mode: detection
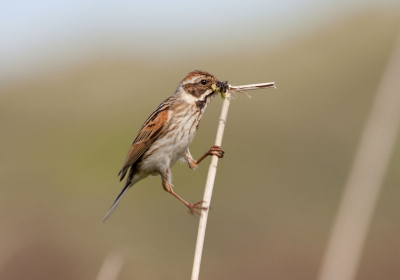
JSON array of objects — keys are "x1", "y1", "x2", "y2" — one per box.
[{"x1": 200, "y1": 80, "x2": 207, "y2": 85}]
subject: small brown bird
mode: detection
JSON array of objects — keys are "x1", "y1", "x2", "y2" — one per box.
[{"x1": 103, "y1": 70, "x2": 229, "y2": 221}]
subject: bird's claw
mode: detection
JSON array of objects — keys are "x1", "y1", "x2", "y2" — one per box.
[
  {"x1": 187, "y1": 200, "x2": 207, "y2": 215},
  {"x1": 209, "y1": 145, "x2": 225, "y2": 158}
]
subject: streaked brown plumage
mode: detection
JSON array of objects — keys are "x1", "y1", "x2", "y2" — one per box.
[{"x1": 103, "y1": 70, "x2": 227, "y2": 221}]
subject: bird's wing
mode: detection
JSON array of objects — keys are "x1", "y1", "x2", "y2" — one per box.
[{"x1": 118, "y1": 106, "x2": 170, "y2": 180}]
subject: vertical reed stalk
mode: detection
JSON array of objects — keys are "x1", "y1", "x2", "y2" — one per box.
[
  {"x1": 191, "y1": 81, "x2": 276, "y2": 280},
  {"x1": 191, "y1": 90, "x2": 232, "y2": 280}
]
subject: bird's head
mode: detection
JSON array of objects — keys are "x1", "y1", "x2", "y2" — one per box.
[{"x1": 176, "y1": 70, "x2": 228, "y2": 104}]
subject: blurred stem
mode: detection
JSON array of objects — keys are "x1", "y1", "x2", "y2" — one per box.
[
  {"x1": 317, "y1": 32, "x2": 400, "y2": 280},
  {"x1": 95, "y1": 251, "x2": 124, "y2": 280}
]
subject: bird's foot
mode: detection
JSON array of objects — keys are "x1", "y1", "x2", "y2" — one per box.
[
  {"x1": 187, "y1": 200, "x2": 207, "y2": 215},
  {"x1": 208, "y1": 145, "x2": 225, "y2": 158}
]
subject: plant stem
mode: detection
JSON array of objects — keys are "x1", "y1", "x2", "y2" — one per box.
[
  {"x1": 317, "y1": 33, "x2": 400, "y2": 280},
  {"x1": 190, "y1": 90, "x2": 232, "y2": 280},
  {"x1": 229, "y1": 82, "x2": 276, "y2": 92},
  {"x1": 191, "y1": 81, "x2": 275, "y2": 280}
]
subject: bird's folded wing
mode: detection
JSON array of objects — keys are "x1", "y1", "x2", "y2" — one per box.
[{"x1": 118, "y1": 109, "x2": 169, "y2": 180}]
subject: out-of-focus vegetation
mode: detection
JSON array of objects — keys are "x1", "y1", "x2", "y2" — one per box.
[{"x1": 1, "y1": 11, "x2": 400, "y2": 280}]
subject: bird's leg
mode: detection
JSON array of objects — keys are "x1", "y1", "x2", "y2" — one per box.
[
  {"x1": 184, "y1": 146, "x2": 225, "y2": 170},
  {"x1": 161, "y1": 172, "x2": 207, "y2": 215}
]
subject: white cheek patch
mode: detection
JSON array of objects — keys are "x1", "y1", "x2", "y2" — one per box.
[
  {"x1": 181, "y1": 92, "x2": 199, "y2": 103},
  {"x1": 199, "y1": 89, "x2": 214, "y2": 101},
  {"x1": 181, "y1": 89, "x2": 214, "y2": 103}
]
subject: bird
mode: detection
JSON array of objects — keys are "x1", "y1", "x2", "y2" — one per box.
[{"x1": 103, "y1": 70, "x2": 229, "y2": 222}]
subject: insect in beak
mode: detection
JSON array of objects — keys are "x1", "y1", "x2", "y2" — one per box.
[
  {"x1": 211, "y1": 83, "x2": 219, "y2": 92},
  {"x1": 212, "y1": 81, "x2": 229, "y2": 100}
]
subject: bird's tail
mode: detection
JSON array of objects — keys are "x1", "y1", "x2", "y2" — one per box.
[{"x1": 102, "y1": 184, "x2": 130, "y2": 223}]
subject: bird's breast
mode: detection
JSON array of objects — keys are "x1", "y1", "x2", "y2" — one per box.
[{"x1": 139, "y1": 107, "x2": 203, "y2": 172}]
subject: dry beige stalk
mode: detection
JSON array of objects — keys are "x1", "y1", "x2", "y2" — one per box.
[
  {"x1": 229, "y1": 82, "x2": 276, "y2": 92},
  {"x1": 191, "y1": 81, "x2": 276, "y2": 280}
]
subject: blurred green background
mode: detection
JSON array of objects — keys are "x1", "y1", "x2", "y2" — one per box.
[{"x1": 1, "y1": 1, "x2": 400, "y2": 279}]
